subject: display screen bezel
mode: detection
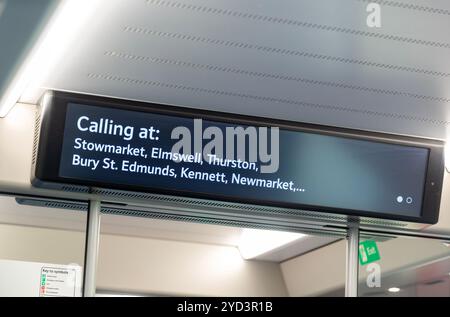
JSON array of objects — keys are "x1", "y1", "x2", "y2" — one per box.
[{"x1": 34, "y1": 91, "x2": 444, "y2": 224}]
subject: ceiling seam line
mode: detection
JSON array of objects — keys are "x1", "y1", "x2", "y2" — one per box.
[
  {"x1": 122, "y1": 26, "x2": 450, "y2": 79},
  {"x1": 103, "y1": 50, "x2": 450, "y2": 104},
  {"x1": 144, "y1": 0, "x2": 450, "y2": 48},
  {"x1": 85, "y1": 72, "x2": 450, "y2": 126}
]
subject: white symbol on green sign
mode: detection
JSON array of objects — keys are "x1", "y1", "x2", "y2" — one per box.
[{"x1": 359, "y1": 240, "x2": 380, "y2": 266}]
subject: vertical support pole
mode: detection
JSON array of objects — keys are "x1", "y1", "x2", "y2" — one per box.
[
  {"x1": 83, "y1": 200, "x2": 101, "y2": 297},
  {"x1": 345, "y1": 224, "x2": 359, "y2": 297}
]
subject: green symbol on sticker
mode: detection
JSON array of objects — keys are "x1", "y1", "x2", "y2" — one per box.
[
  {"x1": 41, "y1": 274, "x2": 46, "y2": 286},
  {"x1": 359, "y1": 240, "x2": 380, "y2": 266}
]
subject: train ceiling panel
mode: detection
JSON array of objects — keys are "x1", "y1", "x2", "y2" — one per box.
[{"x1": 18, "y1": 0, "x2": 450, "y2": 139}]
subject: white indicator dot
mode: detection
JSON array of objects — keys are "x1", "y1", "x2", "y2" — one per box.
[{"x1": 396, "y1": 196, "x2": 403, "y2": 203}]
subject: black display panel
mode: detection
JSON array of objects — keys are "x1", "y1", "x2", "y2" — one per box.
[{"x1": 33, "y1": 91, "x2": 444, "y2": 224}]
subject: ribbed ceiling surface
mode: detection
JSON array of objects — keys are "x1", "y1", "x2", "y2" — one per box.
[{"x1": 21, "y1": 0, "x2": 450, "y2": 139}]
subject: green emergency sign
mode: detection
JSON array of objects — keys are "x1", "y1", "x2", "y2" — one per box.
[{"x1": 359, "y1": 240, "x2": 380, "y2": 265}]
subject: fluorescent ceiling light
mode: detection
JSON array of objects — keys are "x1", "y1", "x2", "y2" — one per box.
[
  {"x1": 238, "y1": 228, "x2": 306, "y2": 260},
  {"x1": 388, "y1": 287, "x2": 400, "y2": 293},
  {"x1": 0, "y1": 0, "x2": 100, "y2": 117}
]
